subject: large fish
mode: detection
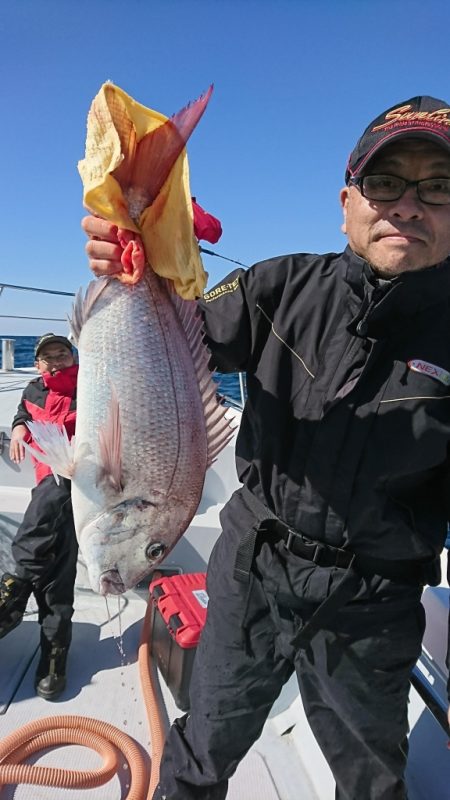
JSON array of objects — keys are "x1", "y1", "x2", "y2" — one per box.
[
  {"x1": 27, "y1": 273, "x2": 233, "y2": 594},
  {"x1": 25, "y1": 83, "x2": 234, "y2": 594}
]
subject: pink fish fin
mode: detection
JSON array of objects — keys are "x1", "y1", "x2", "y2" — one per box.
[
  {"x1": 170, "y1": 292, "x2": 236, "y2": 468},
  {"x1": 96, "y1": 387, "x2": 124, "y2": 494},
  {"x1": 23, "y1": 421, "x2": 76, "y2": 483},
  {"x1": 104, "y1": 84, "x2": 138, "y2": 195},
  {"x1": 202, "y1": 376, "x2": 238, "y2": 467},
  {"x1": 69, "y1": 278, "x2": 111, "y2": 343},
  {"x1": 162, "y1": 277, "x2": 177, "y2": 297},
  {"x1": 129, "y1": 85, "x2": 214, "y2": 207},
  {"x1": 170, "y1": 84, "x2": 213, "y2": 144}
]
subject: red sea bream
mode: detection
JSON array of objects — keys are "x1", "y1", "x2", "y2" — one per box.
[
  {"x1": 25, "y1": 82, "x2": 233, "y2": 594},
  {"x1": 27, "y1": 272, "x2": 233, "y2": 594}
]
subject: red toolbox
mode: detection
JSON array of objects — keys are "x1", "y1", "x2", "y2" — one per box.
[{"x1": 149, "y1": 572, "x2": 208, "y2": 711}]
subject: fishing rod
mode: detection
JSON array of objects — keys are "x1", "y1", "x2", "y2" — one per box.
[
  {"x1": 199, "y1": 247, "x2": 248, "y2": 268},
  {"x1": 0, "y1": 283, "x2": 75, "y2": 297},
  {"x1": 0, "y1": 248, "x2": 249, "y2": 300},
  {"x1": 0, "y1": 315, "x2": 66, "y2": 321}
]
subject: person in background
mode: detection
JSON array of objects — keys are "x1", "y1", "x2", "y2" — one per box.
[
  {"x1": 83, "y1": 100, "x2": 450, "y2": 800},
  {"x1": 0, "y1": 334, "x2": 78, "y2": 701}
]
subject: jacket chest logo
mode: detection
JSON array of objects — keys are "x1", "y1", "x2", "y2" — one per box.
[{"x1": 408, "y1": 359, "x2": 450, "y2": 386}]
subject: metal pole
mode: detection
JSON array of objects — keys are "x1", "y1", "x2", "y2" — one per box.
[{"x1": 1, "y1": 339, "x2": 15, "y2": 371}]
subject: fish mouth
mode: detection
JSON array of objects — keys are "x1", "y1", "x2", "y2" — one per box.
[{"x1": 99, "y1": 569, "x2": 126, "y2": 596}]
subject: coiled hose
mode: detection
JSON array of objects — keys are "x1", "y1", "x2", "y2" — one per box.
[{"x1": 0, "y1": 595, "x2": 167, "y2": 799}]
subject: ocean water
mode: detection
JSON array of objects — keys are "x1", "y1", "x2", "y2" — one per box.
[{"x1": 0, "y1": 335, "x2": 245, "y2": 406}]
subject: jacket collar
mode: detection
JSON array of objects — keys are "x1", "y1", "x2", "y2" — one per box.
[
  {"x1": 42, "y1": 363, "x2": 78, "y2": 394},
  {"x1": 341, "y1": 246, "x2": 450, "y2": 336}
]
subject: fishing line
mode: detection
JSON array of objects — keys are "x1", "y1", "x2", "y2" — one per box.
[
  {"x1": 199, "y1": 247, "x2": 248, "y2": 268},
  {"x1": 0, "y1": 245, "x2": 250, "y2": 302}
]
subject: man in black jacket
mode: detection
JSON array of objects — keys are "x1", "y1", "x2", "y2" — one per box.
[{"x1": 82, "y1": 96, "x2": 450, "y2": 799}]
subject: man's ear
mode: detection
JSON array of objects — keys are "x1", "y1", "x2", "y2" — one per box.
[{"x1": 340, "y1": 187, "x2": 349, "y2": 235}]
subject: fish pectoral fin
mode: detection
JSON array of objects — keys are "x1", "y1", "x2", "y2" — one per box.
[
  {"x1": 96, "y1": 388, "x2": 124, "y2": 493},
  {"x1": 24, "y1": 421, "x2": 75, "y2": 483}
]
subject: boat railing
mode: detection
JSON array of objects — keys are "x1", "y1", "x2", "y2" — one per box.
[
  {"x1": 0, "y1": 430, "x2": 8, "y2": 454},
  {"x1": 411, "y1": 666, "x2": 449, "y2": 733},
  {"x1": 0, "y1": 280, "x2": 74, "y2": 374},
  {"x1": 0, "y1": 282, "x2": 247, "y2": 409}
]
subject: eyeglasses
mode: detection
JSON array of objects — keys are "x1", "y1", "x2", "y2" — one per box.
[
  {"x1": 37, "y1": 352, "x2": 73, "y2": 364},
  {"x1": 348, "y1": 174, "x2": 450, "y2": 205}
]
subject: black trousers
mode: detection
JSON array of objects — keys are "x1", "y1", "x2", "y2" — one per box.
[
  {"x1": 12, "y1": 474, "x2": 78, "y2": 647},
  {"x1": 153, "y1": 490, "x2": 425, "y2": 800}
]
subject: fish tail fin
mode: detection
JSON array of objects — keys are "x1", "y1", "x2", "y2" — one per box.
[
  {"x1": 169, "y1": 84, "x2": 214, "y2": 146},
  {"x1": 24, "y1": 421, "x2": 75, "y2": 482},
  {"x1": 130, "y1": 85, "x2": 214, "y2": 207}
]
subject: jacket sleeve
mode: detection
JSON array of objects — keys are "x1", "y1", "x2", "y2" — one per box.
[
  {"x1": 11, "y1": 390, "x2": 32, "y2": 430},
  {"x1": 199, "y1": 257, "x2": 288, "y2": 374},
  {"x1": 199, "y1": 268, "x2": 252, "y2": 373}
]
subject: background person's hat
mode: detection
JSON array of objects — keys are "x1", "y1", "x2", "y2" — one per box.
[
  {"x1": 345, "y1": 95, "x2": 450, "y2": 183},
  {"x1": 35, "y1": 333, "x2": 73, "y2": 358}
]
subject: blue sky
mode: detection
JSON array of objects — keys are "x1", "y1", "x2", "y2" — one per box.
[{"x1": 1, "y1": 0, "x2": 450, "y2": 334}]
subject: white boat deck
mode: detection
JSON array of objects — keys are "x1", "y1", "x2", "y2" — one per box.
[
  {"x1": 0, "y1": 366, "x2": 448, "y2": 799},
  {"x1": 1, "y1": 592, "x2": 311, "y2": 800}
]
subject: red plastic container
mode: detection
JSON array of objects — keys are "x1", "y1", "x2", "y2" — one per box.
[{"x1": 149, "y1": 573, "x2": 208, "y2": 711}]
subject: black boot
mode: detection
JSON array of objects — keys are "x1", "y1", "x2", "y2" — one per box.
[
  {"x1": 35, "y1": 637, "x2": 69, "y2": 701},
  {"x1": 0, "y1": 573, "x2": 32, "y2": 639}
]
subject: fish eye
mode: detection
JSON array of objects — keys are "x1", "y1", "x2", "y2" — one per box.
[{"x1": 145, "y1": 542, "x2": 167, "y2": 562}]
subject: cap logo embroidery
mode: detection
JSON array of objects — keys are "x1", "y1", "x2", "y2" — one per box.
[
  {"x1": 372, "y1": 104, "x2": 450, "y2": 132},
  {"x1": 408, "y1": 359, "x2": 450, "y2": 386}
]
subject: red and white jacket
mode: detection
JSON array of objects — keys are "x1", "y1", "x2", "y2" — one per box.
[{"x1": 12, "y1": 364, "x2": 78, "y2": 484}]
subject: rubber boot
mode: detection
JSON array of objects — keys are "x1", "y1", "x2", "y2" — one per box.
[
  {"x1": 0, "y1": 573, "x2": 32, "y2": 639},
  {"x1": 35, "y1": 635, "x2": 69, "y2": 700}
]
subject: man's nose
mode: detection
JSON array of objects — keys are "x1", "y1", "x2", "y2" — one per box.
[{"x1": 388, "y1": 185, "x2": 425, "y2": 219}]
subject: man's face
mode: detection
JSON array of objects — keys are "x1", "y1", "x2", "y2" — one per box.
[
  {"x1": 340, "y1": 140, "x2": 450, "y2": 277},
  {"x1": 36, "y1": 343, "x2": 74, "y2": 375}
]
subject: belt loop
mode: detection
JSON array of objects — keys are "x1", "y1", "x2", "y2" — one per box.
[
  {"x1": 286, "y1": 529, "x2": 295, "y2": 551},
  {"x1": 233, "y1": 523, "x2": 260, "y2": 583},
  {"x1": 312, "y1": 542, "x2": 325, "y2": 564},
  {"x1": 234, "y1": 487, "x2": 280, "y2": 584}
]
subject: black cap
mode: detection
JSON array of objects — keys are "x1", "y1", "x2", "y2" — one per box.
[
  {"x1": 345, "y1": 95, "x2": 450, "y2": 183},
  {"x1": 35, "y1": 333, "x2": 73, "y2": 358}
]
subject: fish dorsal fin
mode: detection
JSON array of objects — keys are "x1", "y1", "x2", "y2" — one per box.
[
  {"x1": 171, "y1": 293, "x2": 236, "y2": 467},
  {"x1": 69, "y1": 277, "x2": 111, "y2": 344},
  {"x1": 97, "y1": 386, "x2": 124, "y2": 493},
  {"x1": 23, "y1": 421, "x2": 75, "y2": 483}
]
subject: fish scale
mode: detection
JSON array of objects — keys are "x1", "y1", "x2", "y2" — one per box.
[{"x1": 72, "y1": 269, "x2": 210, "y2": 558}]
